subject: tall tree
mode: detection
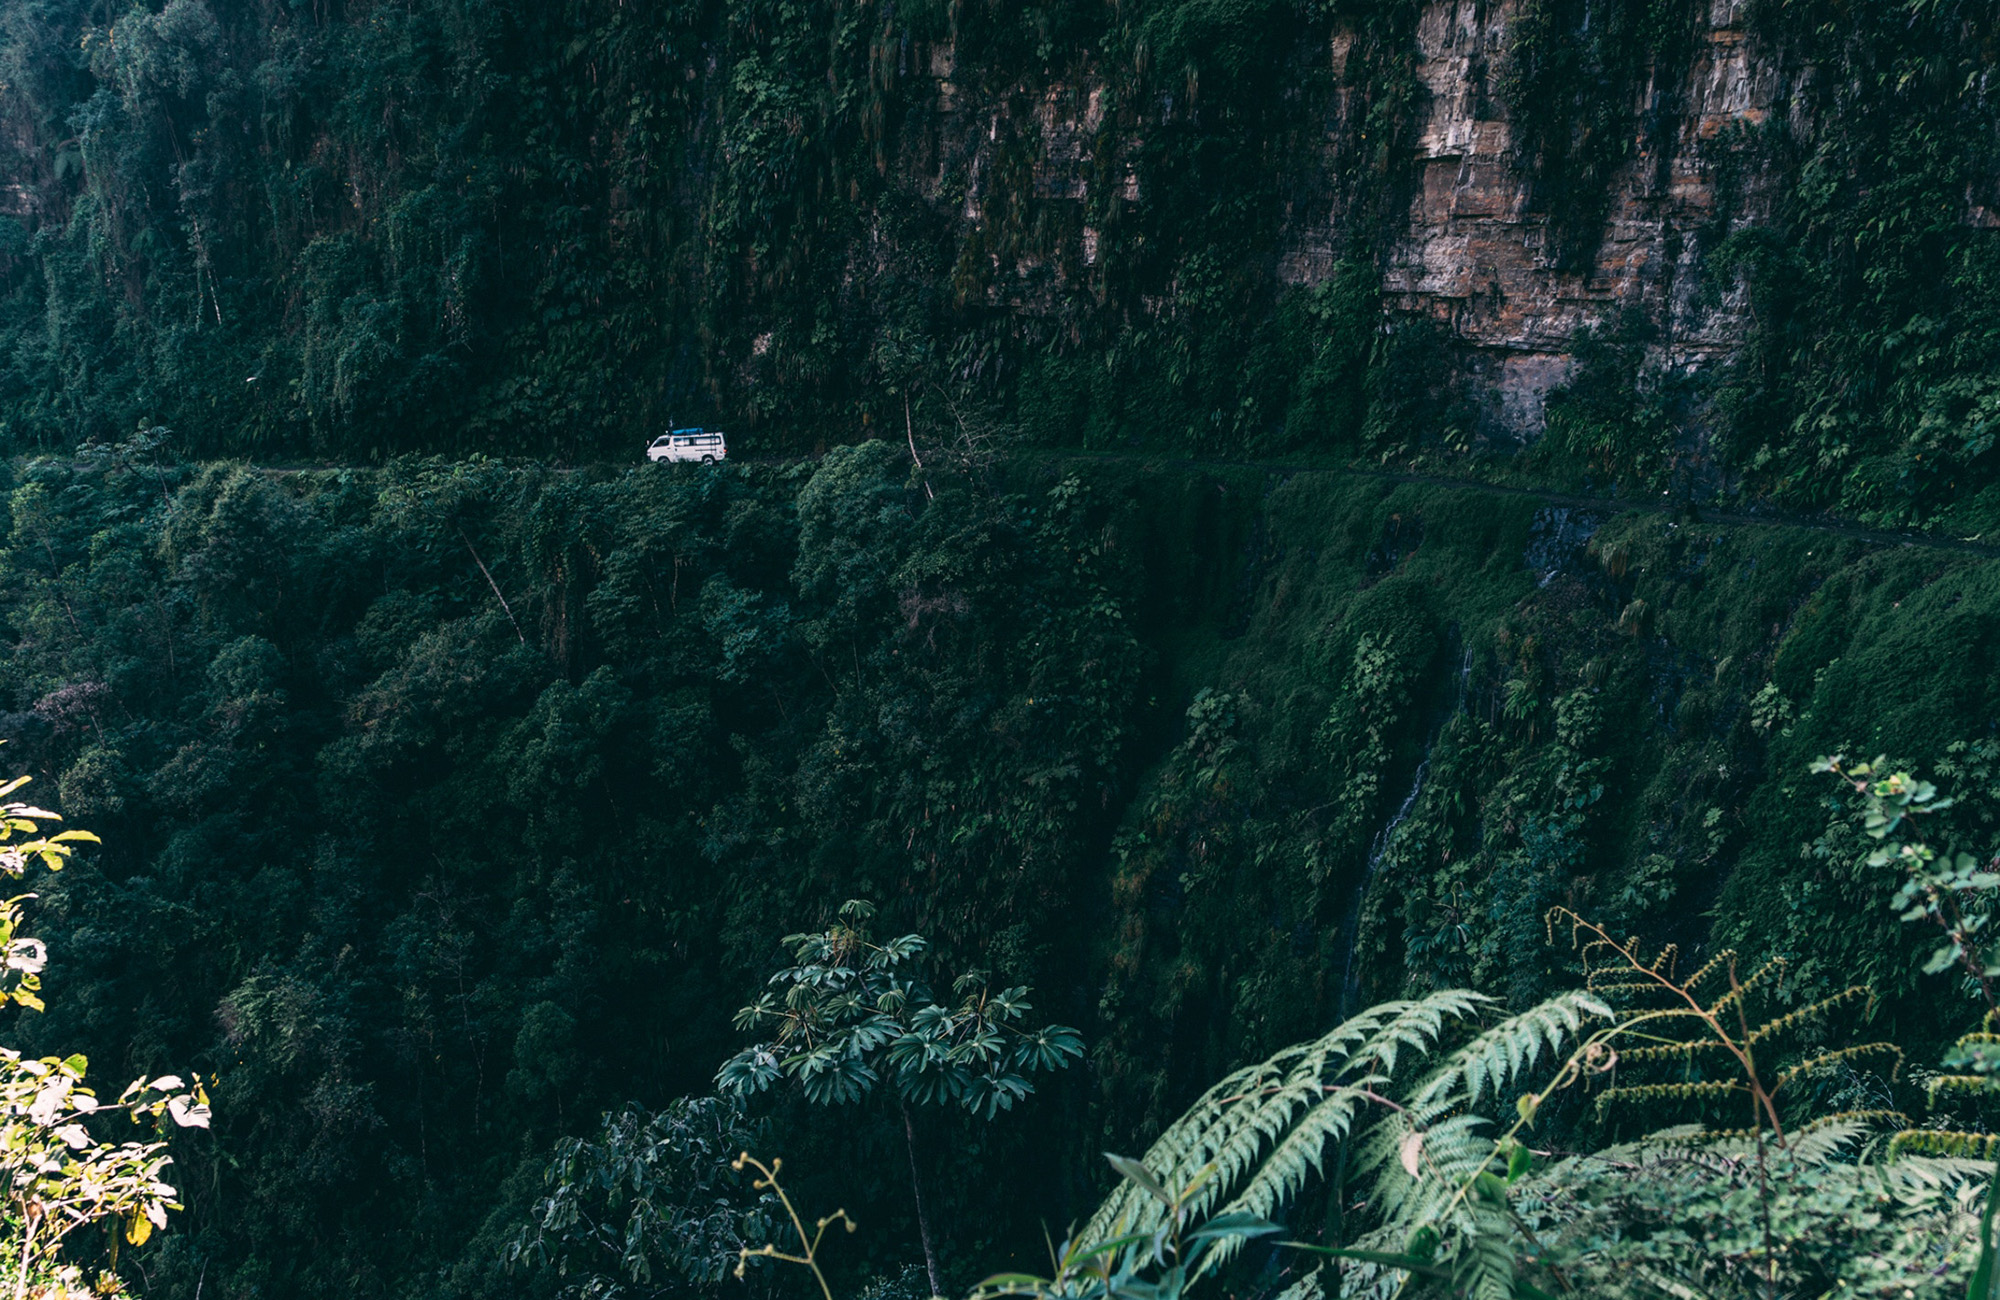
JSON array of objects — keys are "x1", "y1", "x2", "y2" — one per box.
[{"x1": 716, "y1": 901, "x2": 1085, "y2": 1296}]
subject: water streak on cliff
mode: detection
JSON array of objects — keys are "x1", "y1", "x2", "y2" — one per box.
[{"x1": 1336, "y1": 645, "x2": 1474, "y2": 1018}]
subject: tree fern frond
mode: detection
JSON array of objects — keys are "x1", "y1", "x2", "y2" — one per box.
[
  {"x1": 1703, "y1": 957, "x2": 1786, "y2": 1016},
  {"x1": 1313, "y1": 992, "x2": 1619, "y2": 1285},
  {"x1": 1445, "y1": 1208, "x2": 1519, "y2": 1300},
  {"x1": 1872, "y1": 1154, "x2": 1990, "y2": 1206},
  {"x1": 1208, "y1": 1085, "x2": 1368, "y2": 1224},
  {"x1": 1341, "y1": 991, "x2": 1494, "y2": 1083},
  {"x1": 1679, "y1": 949, "x2": 1739, "y2": 999},
  {"x1": 1888, "y1": 1128, "x2": 2000, "y2": 1159},
  {"x1": 1593, "y1": 1079, "x2": 1745, "y2": 1119},
  {"x1": 1358, "y1": 1114, "x2": 1498, "y2": 1227},
  {"x1": 1743, "y1": 985, "x2": 1873, "y2": 1049},
  {"x1": 1774, "y1": 1041, "x2": 1904, "y2": 1088},
  {"x1": 1619, "y1": 1039, "x2": 1733, "y2": 1065},
  {"x1": 1192, "y1": 992, "x2": 1504, "y2": 1256},
  {"x1": 1783, "y1": 1116, "x2": 1876, "y2": 1164}
]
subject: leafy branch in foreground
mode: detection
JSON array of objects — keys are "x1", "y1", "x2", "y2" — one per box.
[
  {"x1": 1549, "y1": 908, "x2": 1901, "y2": 1142},
  {"x1": 0, "y1": 764, "x2": 211, "y2": 1299},
  {"x1": 933, "y1": 759, "x2": 2000, "y2": 1299},
  {"x1": 1816, "y1": 754, "x2": 2000, "y2": 1298},
  {"x1": 1814, "y1": 754, "x2": 1995, "y2": 1003},
  {"x1": 1040, "y1": 898, "x2": 1980, "y2": 1298}
]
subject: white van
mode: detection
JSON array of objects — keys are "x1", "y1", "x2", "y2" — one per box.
[{"x1": 646, "y1": 428, "x2": 728, "y2": 464}]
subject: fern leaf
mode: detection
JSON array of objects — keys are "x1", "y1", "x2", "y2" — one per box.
[
  {"x1": 1593, "y1": 1079, "x2": 1745, "y2": 1120},
  {"x1": 1793, "y1": 1110, "x2": 1910, "y2": 1149},
  {"x1": 1927, "y1": 1074, "x2": 2000, "y2": 1100},
  {"x1": 1080, "y1": 991, "x2": 1490, "y2": 1247},
  {"x1": 1620, "y1": 1039, "x2": 1734, "y2": 1065},
  {"x1": 1704, "y1": 957, "x2": 1787, "y2": 1016},
  {"x1": 1774, "y1": 1041, "x2": 1904, "y2": 1088},
  {"x1": 1890, "y1": 1128, "x2": 2000, "y2": 1160},
  {"x1": 1679, "y1": 949, "x2": 1739, "y2": 999},
  {"x1": 1446, "y1": 1205, "x2": 1520, "y2": 1300},
  {"x1": 1406, "y1": 990, "x2": 1612, "y2": 1111},
  {"x1": 1744, "y1": 985, "x2": 1873, "y2": 1049},
  {"x1": 1785, "y1": 1116, "x2": 1876, "y2": 1164}
]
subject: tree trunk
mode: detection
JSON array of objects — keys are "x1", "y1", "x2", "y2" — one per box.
[{"x1": 899, "y1": 1097, "x2": 944, "y2": 1297}]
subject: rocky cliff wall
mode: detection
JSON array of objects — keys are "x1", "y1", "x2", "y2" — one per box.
[
  {"x1": 1381, "y1": 0, "x2": 1770, "y2": 433},
  {"x1": 929, "y1": 0, "x2": 1793, "y2": 442},
  {"x1": 2, "y1": 0, "x2": 1993, "y2": 517}
]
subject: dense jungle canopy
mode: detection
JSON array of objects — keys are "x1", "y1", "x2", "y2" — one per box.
[{"x1": 7, "y1": 0, "x2": 2000, "y2": 1298}]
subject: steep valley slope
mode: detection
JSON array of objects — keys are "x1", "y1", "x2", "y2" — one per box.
[{"x1": 3, "y1": 446, "x2": 1994, "y2": 1295}]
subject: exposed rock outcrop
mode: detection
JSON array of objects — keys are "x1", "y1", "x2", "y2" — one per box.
[{"x1": 937, "y1": 0, "x2": 1799, "y2": 441}]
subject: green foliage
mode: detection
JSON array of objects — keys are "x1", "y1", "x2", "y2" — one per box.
[
  {"x1": 717, "y1": 900, "x2": 1084, "y2": 1119},
  {"x1": 1, "y1": 0, "x2": 1995, "y2": 527},
  {"x1": 1045, "y1": 754, "x2": 2000, "y2": 1300},
  {"x1": 0, "y1": 443, "x2": 1147, "y2": 1298},
  {"x1": 1318, "y1": 580, "x2": 1440, "y2": 856},
  {"x1": 1052, "y1": 919, "x2": 1989, "y2": 1299},
  {"x1": 1710, "y1": 0, "x2": 2000, "y2": 523},
  {"x1": 509, "y1": 1097, "x2": 776, "y2": 1300},
  {"x1": 0, "y1": 0, "x2": 1998, "y2": 537},
  {"x1": 1513, "y1": 1122, "x2": 1990, "y2": 1298},
  {"x1": 0, "y1": 0, "x2": 1431, "y2": 462},
  {"x1": 20, "y1": 436, "x2": 2000, "y2": 1298},
  {"x1": 1816, "y1": 754, "x2": 2000, "y2": 996},
  {"x1": 1525, "y1": 319, "x2": 1679, "y2": 498},
  {"x1": 12, "y1": 6, "x2": 2000, "y2": 1293},
  {"x1": 1080, "y1": 988, "x2": 1611, "y2": 1297}
]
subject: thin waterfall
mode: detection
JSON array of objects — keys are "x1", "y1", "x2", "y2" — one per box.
[{"x1": 1334, "y1": 645, "x2": 1472, "y2": 1019}]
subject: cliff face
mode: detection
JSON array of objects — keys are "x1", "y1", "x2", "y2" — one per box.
[
  {"x1": 0, "y1": 0, "x2": 1992, "y2": 523},
  {"x1": 1380, "y1": 0, "x2": 1770, "y2": 432},
  {"x1": 934, "y1": 0, "x2": 1784, "y2": 440}
]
